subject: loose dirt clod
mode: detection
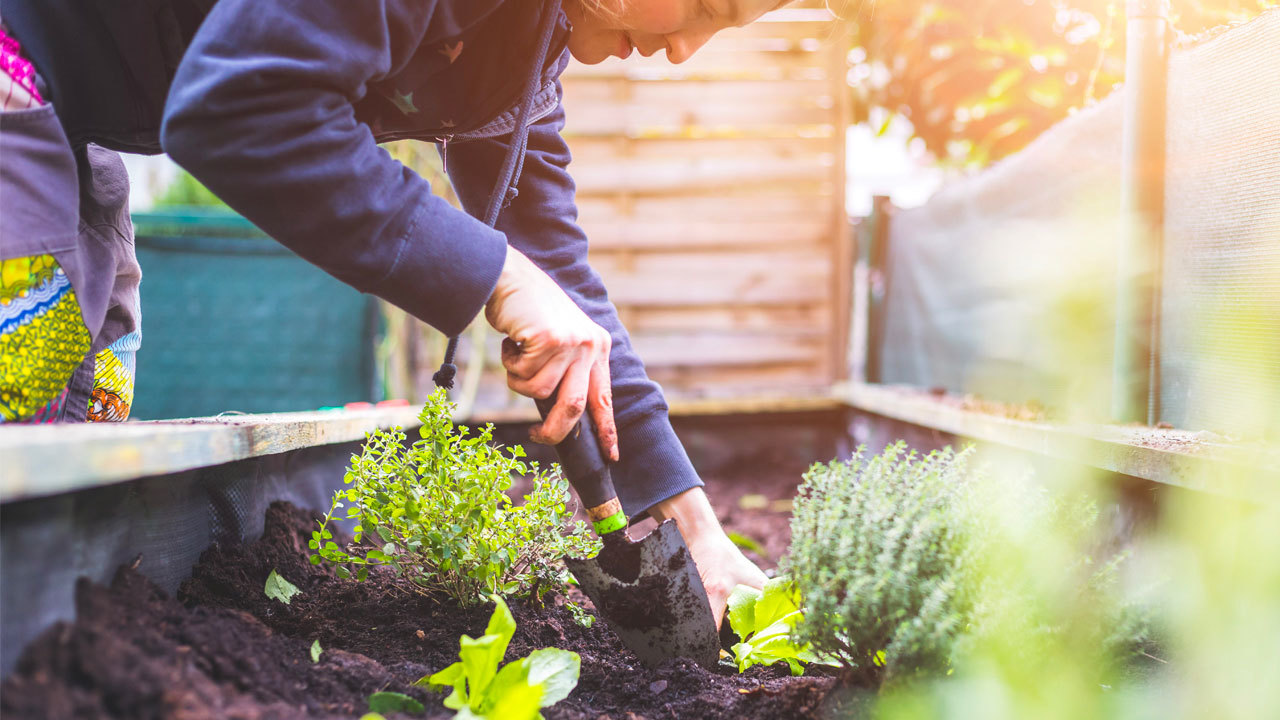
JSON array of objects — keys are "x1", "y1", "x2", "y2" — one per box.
[{"x1": 1, "y1": 502, "x2": 838, "y2": 720}]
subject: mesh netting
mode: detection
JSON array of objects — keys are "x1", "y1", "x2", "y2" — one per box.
[
  {"x1": 1158, "y1": 11, "x2": 1280, "y2": 436},
  {"x1": 878, "y1": 92, "x2": 1124, "y2": 413},
  {"x1": 0, "y1": 443, "x2": 355, "y2": 675},
  {"x1": 877, "y1": 10, "x2": 1280, "y2": 435}
]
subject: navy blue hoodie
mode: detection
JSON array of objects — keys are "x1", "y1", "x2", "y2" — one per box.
[{"x1": 6, "y1": 0, "x2": 701, "y2": 515}]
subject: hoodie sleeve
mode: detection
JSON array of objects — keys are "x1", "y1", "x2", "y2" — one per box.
[
  {"x1": 443, "y1": 82, "x2": 703, "y2": 517},
  {"x1": 160, "y1": 0, "x2": 507, "y2": 337}
]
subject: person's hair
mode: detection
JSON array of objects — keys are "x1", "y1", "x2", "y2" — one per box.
[{"x1": 575, "y1": 0, "x2": 802, "y2": 24}]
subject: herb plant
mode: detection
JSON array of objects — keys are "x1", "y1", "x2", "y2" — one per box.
[
  {"x1": 783, "y1": 442, "x2": 1145, "y2": 688},
  {"x1": 312, "y1": 390, "x2": 599, "y2": 607},
  {"x1": 419, "y1": 596, "x2": 580, "y2": 720},
  {"x1": 726, "y1": 578, "x2": 836, "y2": 676}
]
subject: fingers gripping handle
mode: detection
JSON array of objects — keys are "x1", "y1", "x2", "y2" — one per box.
[{"x1": 535, "y1": 396, "x2": 628, "y2": 536}]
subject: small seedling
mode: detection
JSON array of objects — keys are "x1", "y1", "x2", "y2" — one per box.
[
  {"x1": 367, "y1": 691, "x2": 424, "y2": 715},
  {"x1": 419, "y1": 595, "x2": 580, "y2": 720},
  {"x1": 726, "y1": 578, "x2": 835, "y2": 676},
  {"x1": 264, "y1": 569, "x2": 300, "y2": 605},
  {"x1": 309, "y1": 639, "x2": 323, "y2": 663}
]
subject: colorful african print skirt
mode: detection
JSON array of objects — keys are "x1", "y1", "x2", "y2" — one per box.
[{"x1": 0, "y1": 254, "x2": 137, "y2": 423}]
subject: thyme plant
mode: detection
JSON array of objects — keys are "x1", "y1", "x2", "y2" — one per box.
[
  {"x1": 783, "y1": 442, "x2": 1144, "y2": 688},
  {"x1": 312, "y1": 390, "x2": 599, "y2": 607}
]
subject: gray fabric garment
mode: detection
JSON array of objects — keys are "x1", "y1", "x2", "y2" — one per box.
[{"x1": 0, "y1": 103, "x2": 142, "y2": 420}]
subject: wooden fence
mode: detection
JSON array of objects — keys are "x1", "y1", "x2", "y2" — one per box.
[{"x1": 383, "y1": 7, "x2": 851, "y2": 418}]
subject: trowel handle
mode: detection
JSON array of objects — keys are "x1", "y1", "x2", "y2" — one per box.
[{"x1": 535, "y1": 396, "x2": 628, "y2": 536}]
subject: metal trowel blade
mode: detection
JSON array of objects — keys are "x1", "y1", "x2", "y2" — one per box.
[{"x1": 566, "y1": 518, "x2": 721, "y2": 668}]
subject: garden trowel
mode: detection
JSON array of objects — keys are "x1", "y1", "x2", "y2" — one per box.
[{"x1": 535, "y1": 397, "x2": 721, "y2": 668}]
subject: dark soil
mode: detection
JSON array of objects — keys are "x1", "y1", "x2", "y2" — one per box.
[{"x1": 1, "y1": 502, "x2": 838, "y2": 720}]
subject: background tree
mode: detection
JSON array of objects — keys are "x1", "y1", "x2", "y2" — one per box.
[{"x1": 830, "y1": 0, "x2": 1277, "y2": 166}]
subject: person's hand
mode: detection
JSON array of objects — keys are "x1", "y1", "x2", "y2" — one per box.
[
  {"x1": 485, "y1": 245, "x2": 619, "y2": 460},
  {"x1": 651, "y1": 488, "x2": 769, "y2": 628}
]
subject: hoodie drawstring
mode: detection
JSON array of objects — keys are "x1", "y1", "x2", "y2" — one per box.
[{"x1": 432, "y1": 0, "x2": 561, "y2": 390}]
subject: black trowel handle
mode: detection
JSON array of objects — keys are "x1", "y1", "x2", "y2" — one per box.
[{"x1": 535, "y1": 396, "x2": 628, "y2": 536}]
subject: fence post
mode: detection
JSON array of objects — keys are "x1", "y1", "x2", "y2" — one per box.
[
  {"x1": 1113, "y1": 0, "x2": 1170, "y2": 425},
  {"x1": 863, "y1": 196, "x2": 892, "y2": 385}
]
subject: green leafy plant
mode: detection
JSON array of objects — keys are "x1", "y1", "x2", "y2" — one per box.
[
  {"x1": 726, "y1": 578, "x2": 836, "y2": 676},
  {"x1": 418, "y1": 595, "x2": 580, "y2": 720},
  {"x1": 367, "y1": 691, "x2": 424, "y2": 715},
  {"x1": 264, "y1": 569, "x2": 300, "y2": 605},
  {"x1": 309, "y1": 639, "x2": 323, "y2": 663},
  {"x1": 313, "y1": 390, "x2": 599, "y2": 607},
  {"x1": 783, "y1": 442, "x2": 1145, "y2": 688}
]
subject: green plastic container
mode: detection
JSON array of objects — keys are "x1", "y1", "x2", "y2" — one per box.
[{"x1": 131, "y1": 208, "x2": 376, "y2": 419}]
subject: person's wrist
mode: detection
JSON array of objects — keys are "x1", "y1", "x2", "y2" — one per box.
[
  {"x1": 650, "y1": 488, "x2": 723, "y2": 543},
  {"x1": 487, "y1": 245, "x2": 522, "y2": 309}
]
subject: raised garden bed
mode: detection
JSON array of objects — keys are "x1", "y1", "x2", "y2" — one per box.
[{"x1": 0, "y1": 501, "x2": 838, "y2": 719}]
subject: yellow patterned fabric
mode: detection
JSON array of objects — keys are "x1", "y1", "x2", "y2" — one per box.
[
  {"x1": 0, "y1": 254, "x2": 92, "y2": 422},
  {"x1": 87, "y1": 346, "x2": 134, "y2": 422}
]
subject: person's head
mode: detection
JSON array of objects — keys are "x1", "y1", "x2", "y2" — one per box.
[{"x1": 564, "y1": 0, "x2": 791, "y2": 65}]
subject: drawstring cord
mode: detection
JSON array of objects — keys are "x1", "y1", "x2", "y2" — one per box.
[{"x1": 433, "y1": 0, "x2": 560, "y2": 390}]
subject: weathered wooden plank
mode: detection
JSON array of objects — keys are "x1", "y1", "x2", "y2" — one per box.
[
  {"x1": 619, "y1": 305, "x2": 831, "y2": 334},
  {"x1": 589, "y1": 250, "x2": 833, "y2": 306},
  {"x1": 567, "y1": 135, "x2": 835, "y2": 165},
  {"x1": 571, "y1": 156, "x2": 833, "y2": 195},
  {"x1": 649, "y1": 363, "x2": 834, "y2": 396},
  {"x1": 580, "y1": 216, "x2": 833, "y2": 250},
  {"x1": 575, "y1": 193, "x2": 836, "y2": 225},
  {"x1": 631, "y1": 331, "x2": 828, "y2": 367},
  {"x1": 563, "y1": 100, "x2": 838, "y2": 136},
  {"x1": 837, "y1": 382, "x2": 1280, "y2": 500},
  {"x1": 0, "y1": 407, "x2": 420, "y2": 503},
  {"x1": 562, "y1": 77, "x2": 832, "y2": 106}
]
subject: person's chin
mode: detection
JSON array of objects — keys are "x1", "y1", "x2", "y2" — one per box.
[{"x1": 568, "y1": 39, "x2": 613, "y2": 65}]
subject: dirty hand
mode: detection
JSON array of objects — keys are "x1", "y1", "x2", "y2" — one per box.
[
  {"x1": 652, "y1": 488, "x2": 769, "y2": 628},
  {"x1": 486, "y1": 245, "x2": 619, "y2": 460}
]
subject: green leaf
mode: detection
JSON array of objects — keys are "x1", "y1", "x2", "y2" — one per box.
[
  {"x1": 420, "y1": 661, "x2": 468, "y2": 709},
  {"x1": 754, "y1": 578, "x2": 801, "y2": 629},
  {"x1": 367, "y1": 691, "x2": 424, "y2": 715},
  {"x1": 484, "y1": 595, "x2": 517, "y2": 658},
  {"x1": 482, "y1": 657, "x2": 532, "y2": 714},
  {"x1": 310, "y1": 639, "x2": 323, "y2": 663},
  {"x1": 726, "y1": 578, "x2": 824, "y2": 676},
  {"x1": 727, "y1": 584, "x2": 761, "y2": 639},
  {"x1": 477, "y1": 681, "x2": 542, "y2": 720},
  {"x1": 524, "y1": 648, "x2": 580, "y2": 707},
  {"x1": 419, "y1": 596, "x2": 579, "y2": 716},
  {"x1": 264, "y1": 569, "x2": 301, "y2": 605}
]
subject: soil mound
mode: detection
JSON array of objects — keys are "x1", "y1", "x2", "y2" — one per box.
[{"x1": 2, "y1": 502, "x2": 836, "y2": 719}]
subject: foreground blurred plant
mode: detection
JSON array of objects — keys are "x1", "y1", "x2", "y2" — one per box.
[
  {"x1": 312, "y1": 390, "x2": 599, "y2": 607},
  {"x1": 783, "y1": 442, "x2": 1146, "y2": 689}
]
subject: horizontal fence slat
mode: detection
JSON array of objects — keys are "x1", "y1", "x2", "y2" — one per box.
[
  {"x1": 580, "y1": 217, "x2": 833, "y2": 250},
  {"x1": 568, "y1": 135, "x2": 835, "y2": 163},
  {"x1": 571, "y1": 156, "x2": 833, "y2": 195},
  {"x1": 590, "y1": 251, "x2": 833, "y2": 306},
  {"x1": 631, "y1": 331, "x2": 828, "y2": 367}
]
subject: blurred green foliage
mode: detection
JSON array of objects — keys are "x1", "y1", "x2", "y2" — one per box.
[
  {"x1": 154, "y1": 169, "x2": 228, "y2": 208},
  {"x1": 834, "y1": 0, "x2": 1277, "y2": 165}
]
